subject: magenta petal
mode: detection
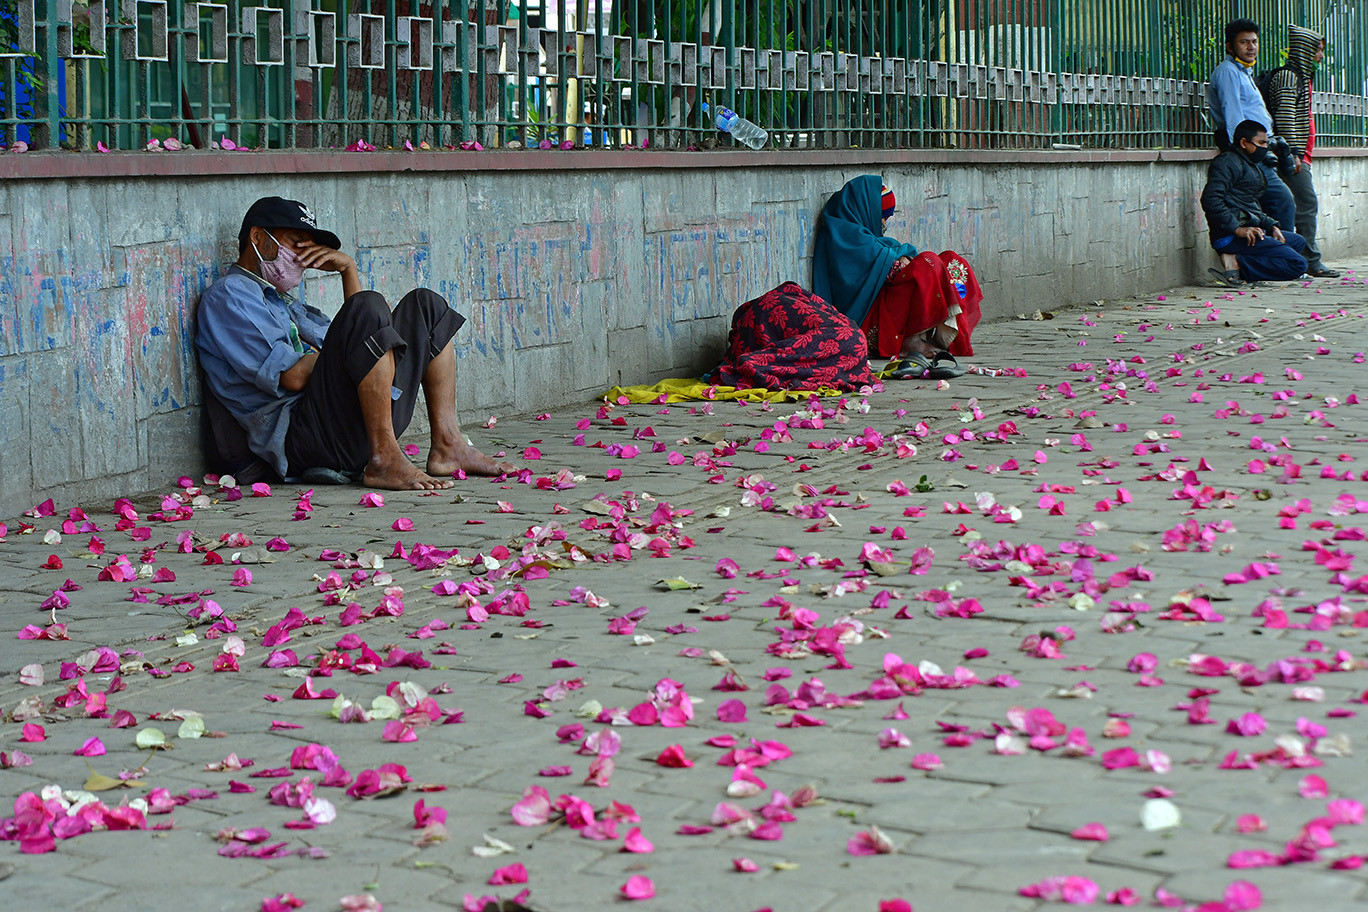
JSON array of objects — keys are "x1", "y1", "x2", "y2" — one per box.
[
  {"x1": 749, "y1": 821, "x2": 784, "y2": 840},
  {"x1": 488, "y1": 862, "x2": 528, "y2": 885},
  {"x1": 381, "y1": 721, "x2": 418, "y2": 742},
  {"x1": 622, "y1": 827, "x2": 654, "y2": 853},
  {"x1": 74, "y1": 736, "x2": 106, "y2": 757},
  {"x1": 1224, "y1": 881, "x2": 1262, "y2": 911},
  {"x1": 1227, "y1": 849, "x2": 1282, "y2": 869},
  {"x1": 511, "y1": 786, "x2": 552, "y2": 826},
  {"x1": 1299, "y1": 774, "x2": 1330, "y2": 799},
  {"x1": 620, "y1": 876, "x2": 655, "y2": 900},
  {"x1": 1070, "y1": 822, "x2": 1109, "y2": 841}
]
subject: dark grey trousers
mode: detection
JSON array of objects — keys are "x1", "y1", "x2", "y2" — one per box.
[{"x1": 1280, "y1": 161, "x2": 1325, "y2": 270}]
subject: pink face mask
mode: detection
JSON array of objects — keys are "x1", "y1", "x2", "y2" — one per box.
[{"x1": 254, "y1": 231, "x2": 306, "y2": 294}]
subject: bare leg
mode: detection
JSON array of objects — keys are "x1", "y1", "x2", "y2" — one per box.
[
  {"x1": 929, "y1": 323, "x2": 958, "y2": 352},
  {"x1": 359, "y1": 351, "x2": 453, "y2": 490},
  {"x1": 421, "y1": 341, "x2": 517, "y2": 478},
  {"x1": 1220, "y1": 253, "x2": 1240, "y2": 272}
]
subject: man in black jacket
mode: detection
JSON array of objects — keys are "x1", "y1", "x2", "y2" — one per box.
[{"x1": 1200, "y1": 120, "x2": 1308, "y2": 285}]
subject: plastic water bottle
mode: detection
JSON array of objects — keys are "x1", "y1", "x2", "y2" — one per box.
[{"x1": 704, "y1": 103, "x2": 768, "y2": 150}]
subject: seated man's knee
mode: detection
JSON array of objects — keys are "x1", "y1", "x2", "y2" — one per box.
[
  {"x1": 337, "y1": 290, "x2": 394, "y2": 326},
  {"x1": 395, "y1": 287, "x2": 453, "y2": 319}
]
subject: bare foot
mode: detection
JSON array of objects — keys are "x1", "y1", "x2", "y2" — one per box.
[
  {"x1": 363, "y1": 453, "x2": 454, "y2": 491},
  {"x1": 898, "y1": 337, "x2": 939, "y2": 361},
  {"x1": 428, "y1": 441, "x2": 516, "y2": 478}
]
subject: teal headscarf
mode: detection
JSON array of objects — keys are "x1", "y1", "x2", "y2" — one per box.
[{"x1": 812, "y1": 175, "x2": 919, "y2": 328}]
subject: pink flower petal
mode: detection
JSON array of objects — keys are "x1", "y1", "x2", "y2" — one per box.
[
  {"x1": 622, "y1": 827, "x2": 654, "y2": 853},
  {"x1": 73, "y1": 736, "x2": 106, "y2": 757},
  {"x1": 1224, "y1": 880, "x2": 1262, "y2": 911},
  {"x1": 1228, "y1": 849, "x2": 1282, "y2": 869},
  {"x1": 1299, "y1": 774, "x2": 1330, "y2": 799},
  {"x1": 847, "y1": 826, "x2": 895, "y2": 855},
  {"x1": 620, "y1": 876, "x2": 655, "y2": 900},
  {"x1": 655, "y1": 744, "x2": 693, "y2": 768},
  {"x1": 511, "y1": 785, "x2": 552, "y2": 826},
  {"x1": 381, "y1": 721, "x2": 418, "y2": 742},
  {"x1": 1070, "y1": 822, "x2": 1109, "y2": 841},
  {"x1": 488, "y1": 862, "x2": 528, "y2": 885}
]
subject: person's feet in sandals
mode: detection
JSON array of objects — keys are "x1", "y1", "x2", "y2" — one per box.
[{"x1": 1208, "y1": 267, "x2": 1244, "y2": 288}]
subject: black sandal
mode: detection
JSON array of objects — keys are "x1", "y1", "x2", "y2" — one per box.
[
  {"x1": 889, "y1": 350, "x2": 964, "y2": 380},
  {"x1": 1207, "y1": 267, "x2": 1244, "y2": 288}
]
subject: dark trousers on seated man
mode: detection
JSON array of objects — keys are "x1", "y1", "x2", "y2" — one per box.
[
  {"x1": 284, "y1": 289, "x2": 464, "y2": 476},
  {"x1": 201, "y1": 287, "x2": 463, "y2": 482},
  {"x1": 1213, "y1": 230, "x2": 1307, "y2": 282}
]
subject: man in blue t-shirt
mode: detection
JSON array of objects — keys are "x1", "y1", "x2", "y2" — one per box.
[
  {"x1": 1205, "y1": 17, "x2": 1296, "y2": 232},
  {"x1": 196, "y1": 196, "x2": 513, "y2": 490}
]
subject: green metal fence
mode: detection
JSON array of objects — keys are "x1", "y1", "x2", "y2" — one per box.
[{"x1": 2, "y1": 0, "x2": 1364, "y2": 152}]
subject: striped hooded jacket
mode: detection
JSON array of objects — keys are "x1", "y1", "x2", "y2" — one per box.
[{"x1": 1268, "y1": 25, "x2": 1323, "y2": 159}]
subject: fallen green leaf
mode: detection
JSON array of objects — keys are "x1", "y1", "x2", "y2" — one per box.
[
  {"x1": 135, "y1": 727, "x2": 170, "y2": 750},
  {"x1": 370, "y1": 695, "x2": 401, "y2": 720},
  {"x1": 85, "y1": 771, "x2": 144, "y2": 791},
  {"x1": 657, "y1": 577, "x2": 702, "y2": 591},
  {"x1": 178, "y1": 716, "x2": 206, "y2": 740}
]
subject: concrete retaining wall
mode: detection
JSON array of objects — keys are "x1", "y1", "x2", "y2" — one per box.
[{"x1": 2, "y1": 148, "x2": 1366, "y2": 516}]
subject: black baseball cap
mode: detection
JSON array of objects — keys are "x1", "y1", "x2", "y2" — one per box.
[{"x1": 238, "y1": 196, "x2": 341, "y2": 250}]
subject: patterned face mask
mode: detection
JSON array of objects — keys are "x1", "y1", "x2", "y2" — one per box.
[{"x1": 253, "y1": 231, "x2": 306, "y2": 294}]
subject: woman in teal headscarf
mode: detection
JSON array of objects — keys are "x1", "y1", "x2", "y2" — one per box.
[{"x1": 813, "y1": 175, "x2": 983, "y2": 379}]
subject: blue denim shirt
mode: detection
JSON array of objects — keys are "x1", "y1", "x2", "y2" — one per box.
[
  {"x1": 1207, "y1": 56, "x2": 1273, "y2": 146},
  {"x1": 196, "y1": 266, "x2": 331, "y2": 477}
]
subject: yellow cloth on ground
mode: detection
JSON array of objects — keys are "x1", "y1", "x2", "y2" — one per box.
[{"x1": 604, "y1": 377, "x2": 850, "y2": 404}]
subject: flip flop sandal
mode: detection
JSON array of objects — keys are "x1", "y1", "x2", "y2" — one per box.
[
  {"x1": 926, "y1": 350, "x2": 966, "y2": 379},
  {"x1": 1207, "y1": 267, "x2": 1244, "y2": 288},
  {"x1": 889, "y1": 352, "x2": 934, "y2": 380},
  {"x1": 890, "y1": 351, "x2": 965, "y2": 381}
]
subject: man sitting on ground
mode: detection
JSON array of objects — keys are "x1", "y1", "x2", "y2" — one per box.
[
  {"x1": 1200, "y1": 120, "x2": 1308, "y2": 286},
  {"x1": 197, "y1": 196, "x2": 514, "y2": 490}
]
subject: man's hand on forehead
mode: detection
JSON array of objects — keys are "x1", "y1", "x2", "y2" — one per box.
[
  {"x1": 272, "y1": 228, "x2": 320, "y2": 249},
  {"x1": 294, "y1": 241, "x2": 355, "y2": 275}
]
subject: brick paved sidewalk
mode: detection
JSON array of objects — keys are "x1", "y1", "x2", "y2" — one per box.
[{"x1": 2, "y1": 269, "x2": 1367, "y2": 912}]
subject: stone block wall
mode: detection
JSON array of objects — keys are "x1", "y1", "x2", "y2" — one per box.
[{"x1": 2, "y1": 149, "x2": 1365, "y2": 516}]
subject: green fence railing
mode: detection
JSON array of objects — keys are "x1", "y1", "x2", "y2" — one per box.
[{"x1": 2, "y1": 0, "x2": 1365, "y2": 153}]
